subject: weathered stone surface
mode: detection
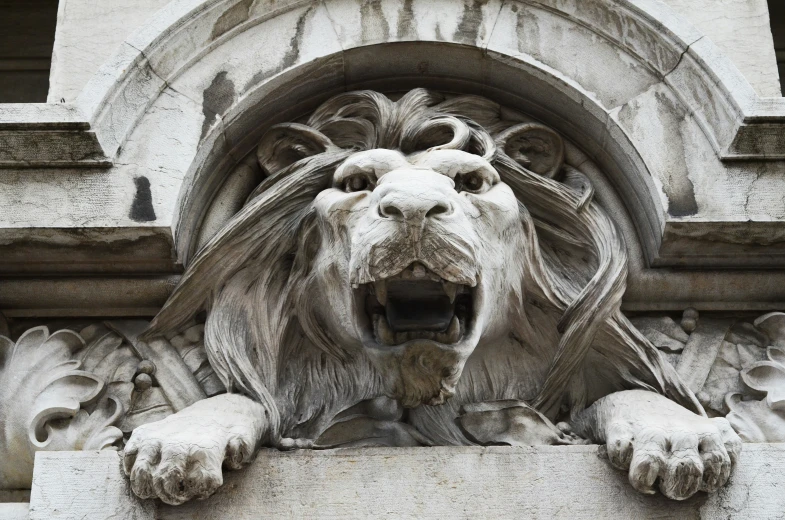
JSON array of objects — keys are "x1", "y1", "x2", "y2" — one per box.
[
  {"x1": 3, "y1": 90, "x2": 754, "y2": 507},
  {"x1": 46, "y1": 0, "x2": 782, "y2": 103},
  {"x1": 30, "y1": 446, "x2": 785, "y2": 519},
  {"x1": 108, "y1": 89, "x2": 741, "y2": 505},
  {"x1": 663, "y1": 0, "x2": 782, "y2": 98},
  {"x1": 1, "y1": 3, "x2": 784, "y2": 517},
  {"x1": 3, "y1": 0, "x2": 785, "y2": 316},
  {"x1": 0, "y1": 503, "x2": 29, "y2": 520},
  {"x1": 29, "y1": 452, "x2": 155, "y2": 520},
  {"x1": 48, "y1": 0, "x2": 172, "y2": 104},
  {"x1": 0, "y1": 104, "x2": 107, "y2": 168}
]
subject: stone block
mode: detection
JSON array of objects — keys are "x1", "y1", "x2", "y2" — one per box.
[
  {"x1": 0, "y1": 503, "x2": 29, "y2": 520},
  {"x1": 324, "y1": 0, "x2": 503, "y2": 49},
  {"x1": 663, "y1": 0, "x2": 782, "y2": 98},
  {"x1": 29, "y1": 445, "x2": 785, "y2": 519}
]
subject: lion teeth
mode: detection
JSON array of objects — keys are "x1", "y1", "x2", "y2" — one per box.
[
  {"x1": 438, "y1": 316, "x2": 461, "y2": 344},
  {"x1": 375, "y1": 314, "x2": 395, "y2": 345},
  {"x1": 374, "y1": 312, "x2": 462, "y2": 346},
  {"x1": 374, "y1": 279, "x2": 387, "y2": 306},
  {"x1": 442, "y1": 281, "x2": 458, "y2": 303}
]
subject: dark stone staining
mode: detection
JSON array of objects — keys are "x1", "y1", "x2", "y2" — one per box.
[
  {"x1": 361, "y1": 0, "x2": 390, "y2": 41},
  {"x1": 455, "y1": 0, "x2": 488, "y2": 44},
  {"x1": 618, "y1": 89, "x2": 698, "y2": 218},
  {"x1": 279, "y1": 8, "x2": 310, "y2": 70},
  {"x1": 129, "y1": 176, "x2": 156, "y2": 223},
  {"x1": 667, "y1": 178, "x2": 698, "y2": 217},
  {"x1": 396, "y1": 0, "x2": 415, "y2": 38},
  {"x1": 653, "y1": 91, "x2": 698, "y2": 217},
  {"x1": 200, "y1": 71, "x2": 236, "y2": 141},
  {"x1": 244, "y1": 7, "x2": 312, "y2": 92},
  {"x1": 211, "y1": 0, "x2": 255, "y2": 41}
]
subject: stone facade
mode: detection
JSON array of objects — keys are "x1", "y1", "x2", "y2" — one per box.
[{"x1": 1, "y1": 1, "x2": 785, "y2": 519}]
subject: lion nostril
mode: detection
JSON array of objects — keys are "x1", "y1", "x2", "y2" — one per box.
[
  {"x1": 378, "y1": 195, "x2": 451, "y2": 221},
  {"x1": 380, "y1": 202, "x2": 403, "y2": 219},
  {"x1": 426, "y1": 202, "x2": 450, "y2": 218}
]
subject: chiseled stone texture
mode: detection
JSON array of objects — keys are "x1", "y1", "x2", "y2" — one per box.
[
  {"x1": 663, "y1": 0, "x2": 781, "y2": 98},
  {"x1": 0, "y1": 503, "x2": 28, "y2": 520},
  {"x1": 47, "y1": 0, "x2": 172, "y2": 104},
  {"x1": 47, "y1": 0, "x2": 783, "y2": 103},
  {"x1": 29, "y1": 446, "x2": 785, "y2": 519}
]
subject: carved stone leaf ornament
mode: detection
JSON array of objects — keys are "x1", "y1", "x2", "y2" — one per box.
[
  {"x1": 724, "y1": 313, "x2": 785, "y2": 442},
  {"x1": 0, "y1": 327, "x2": 124, "y2": 488},
  {"x1": 631, "y1": 310, "x2": 785, "y2": 443},
  {"x1": 0, "y1": 320, "x2": 226, "y2": 489},
  {"x1": 741, "y1": 346, "x2": 785, "y2": 410}
]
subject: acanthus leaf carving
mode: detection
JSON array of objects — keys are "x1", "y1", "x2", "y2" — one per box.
[
  {"x1": 633, "y1": 310, "x2": 785, "y2": 443},
  {"x1": 0, "y1": 327, "x2": 123, "y2": 488},
  {"x1": 0, "y1": 322, "x2": 224, "y2": 489}
]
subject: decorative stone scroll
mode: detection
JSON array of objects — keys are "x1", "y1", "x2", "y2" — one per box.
[{"x1": 4, "y1": 89, "x2": 776, "y2": 506}]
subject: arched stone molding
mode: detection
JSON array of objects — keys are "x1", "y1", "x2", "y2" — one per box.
[
  {"x1": 79, "y1": 0, "x2": 782, "y2": 260},
  {"x1": 1, "y1": 0, "x2": 785, "y2": 315},
  {"x1": 71, "y1": 0, "x2": 785, "y2": 161}
]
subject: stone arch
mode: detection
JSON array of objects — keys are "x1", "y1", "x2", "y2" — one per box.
[{"x1": 65, "y1": 0, "x2": 785, "y2": 310}]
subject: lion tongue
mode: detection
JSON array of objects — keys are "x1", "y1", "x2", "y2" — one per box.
[{"x1": 384, "y1": 280, "x2": 454, "y2": 333}]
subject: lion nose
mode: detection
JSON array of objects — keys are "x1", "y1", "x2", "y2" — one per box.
[{"x1": 379, "y1": 193, "x2": 452, "y2": 222}]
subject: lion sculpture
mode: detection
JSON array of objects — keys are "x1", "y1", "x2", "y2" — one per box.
[{"x1": 123, "y1": 89, "x2": 741, "y2": 505}]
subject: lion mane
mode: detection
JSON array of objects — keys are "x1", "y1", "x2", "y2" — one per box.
[{"x1": 146, "y1": 89, "x2": 701, "y2": 444}]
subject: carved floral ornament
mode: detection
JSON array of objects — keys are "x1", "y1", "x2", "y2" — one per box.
[{"x1": 5, "y1": 88, "x2": 785, "y2": 505}]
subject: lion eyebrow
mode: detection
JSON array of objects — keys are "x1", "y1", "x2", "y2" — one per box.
[
  {"x1": 334, "y1": 149, "x2": 409, "y2": 182},
  {"x1": 412, "y1": 150, "x2": 500, "y2": 183}
]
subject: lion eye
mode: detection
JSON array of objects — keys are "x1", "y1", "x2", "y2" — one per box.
[
  {"x1": 457, "y1": 172, "x2": 487, "y2": 194},
  {"x1": 344, "y1": 174, "x2": 372, "y2": 193}
]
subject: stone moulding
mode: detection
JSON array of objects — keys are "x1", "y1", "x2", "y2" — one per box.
[{"x1": 0, "y1": 104, "x2": 109, "y2": 168}]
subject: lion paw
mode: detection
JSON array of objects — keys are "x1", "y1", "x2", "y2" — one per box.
[
  {"x1": 122, "y1": 395, "x2": 263, "y2": 505},
  {"x1": 606, "y1": 416, "x2": 741, "y2": 500}
]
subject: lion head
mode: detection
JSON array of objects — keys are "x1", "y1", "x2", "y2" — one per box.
[
  {"x1": 304, "y1": 144, "x2": 527, "y2": 407},
  {"x1": 147, "y1": 89, "x2": 700, "y2": 440}
]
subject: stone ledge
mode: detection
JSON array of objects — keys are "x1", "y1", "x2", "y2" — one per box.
[
  {"x1": 0, "y1": 503, "x2": 28, "y2": 520},
  {"x1": 28, "y1": 445, "x2": 785, "y2": 519}
]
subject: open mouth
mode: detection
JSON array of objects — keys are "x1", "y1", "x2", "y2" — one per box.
[{"x1": 361, "y1": 262, "x2": 473, "y2": 346}]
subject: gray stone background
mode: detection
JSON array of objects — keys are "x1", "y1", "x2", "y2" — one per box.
[{"x1": 2, "y1": 1, "x2": 785, "y2": 518}]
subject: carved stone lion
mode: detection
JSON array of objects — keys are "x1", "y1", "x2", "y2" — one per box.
[{"x1": 122, "y1": 89, "x2": 741, "y2": 504}]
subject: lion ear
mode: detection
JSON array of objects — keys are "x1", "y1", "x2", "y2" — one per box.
[
  {"x1": 257, "y1": 123, "x2": 335, "y2": 176},
  {"x1": 495, "y1": 123, "x2": 565, "y2": 181}
]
